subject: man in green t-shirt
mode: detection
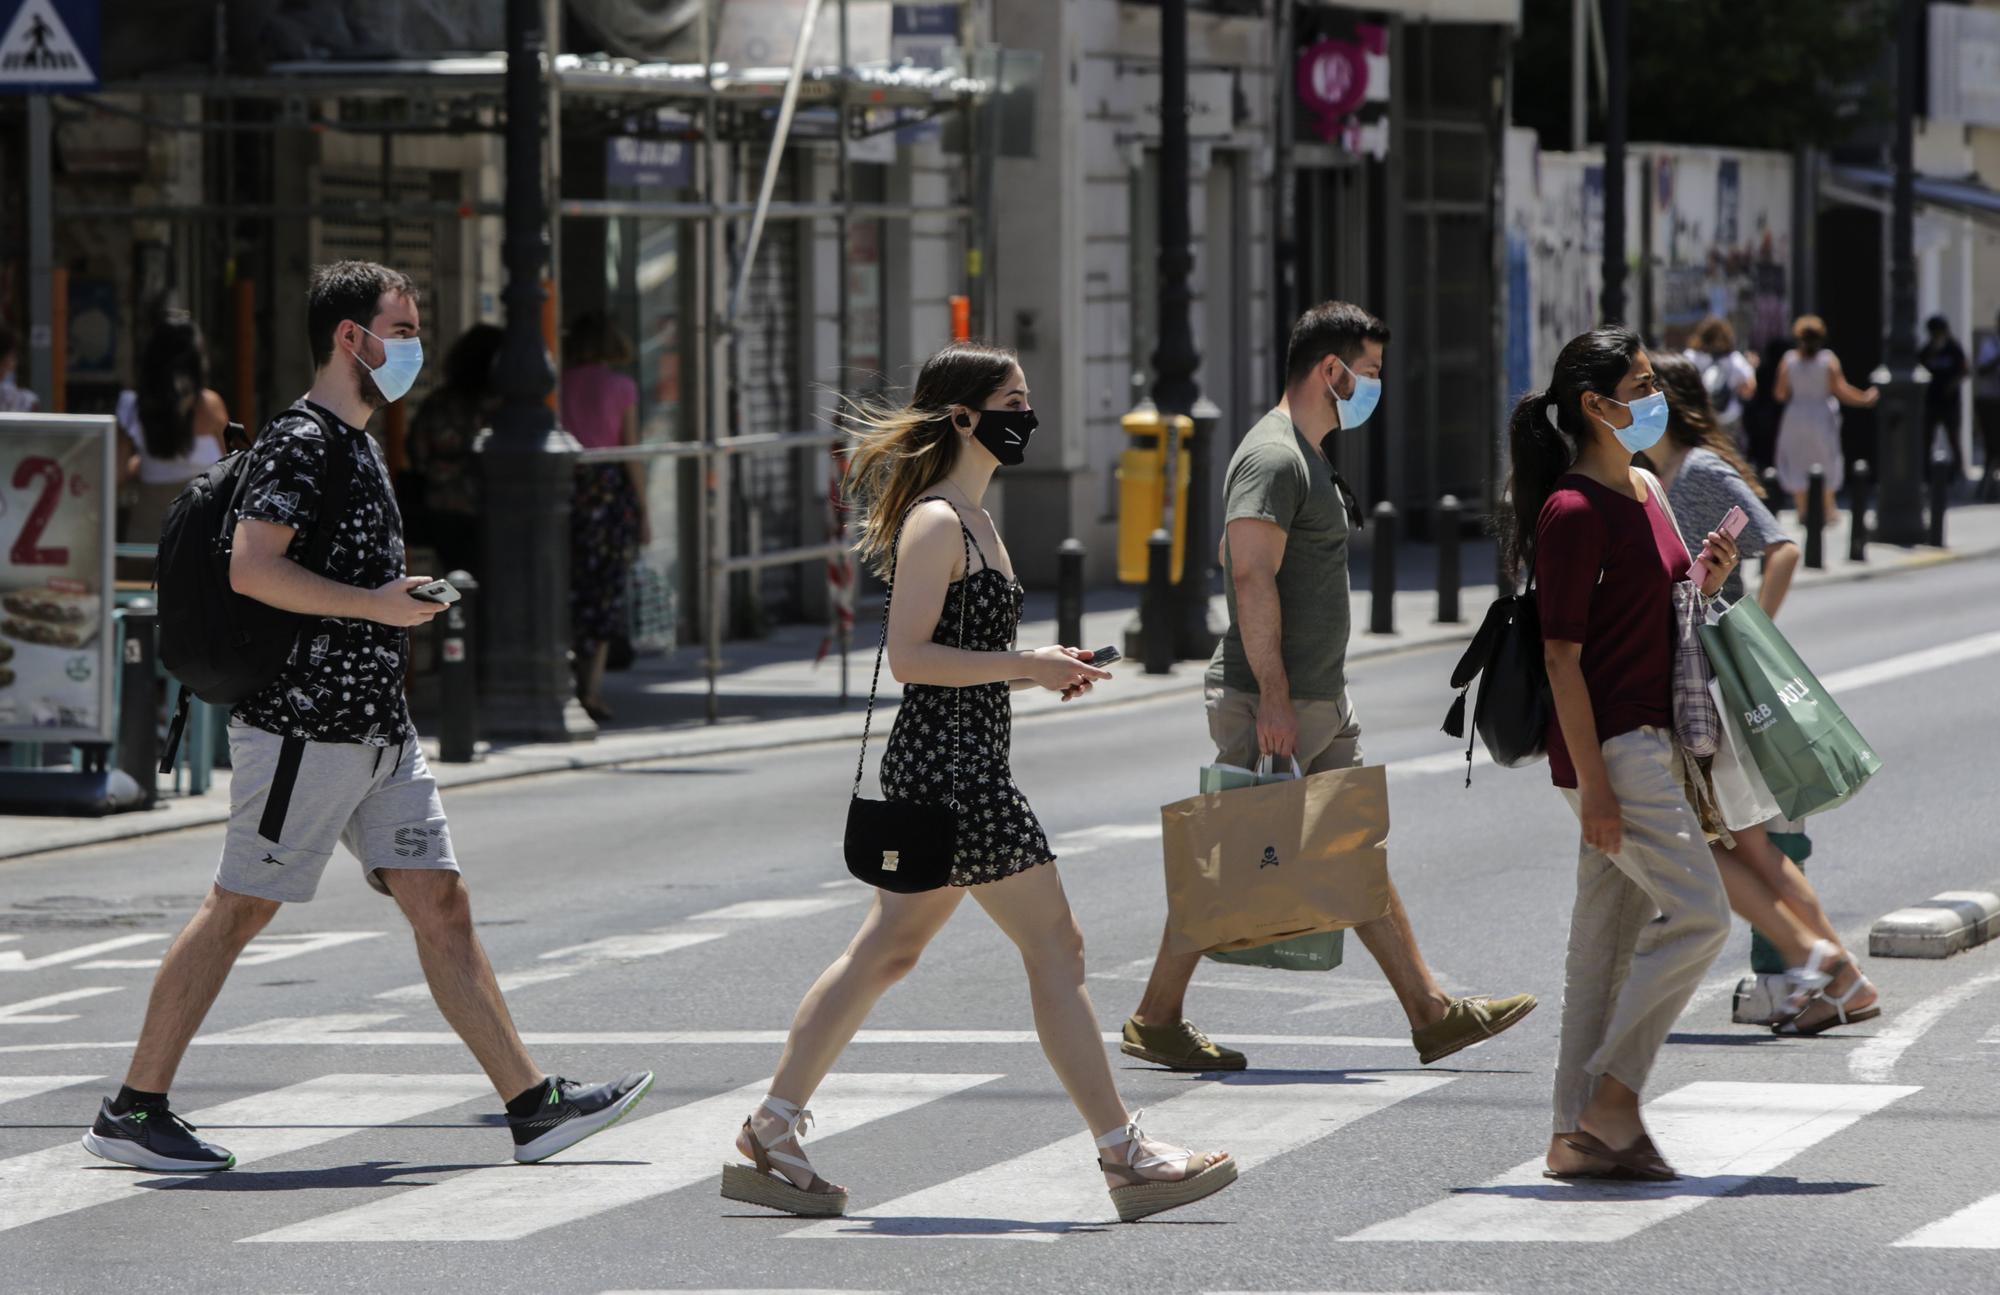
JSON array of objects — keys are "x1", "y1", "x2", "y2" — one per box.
[{"x1": 1121, "y1": 301, "x2": 1537, "y2": 1071}]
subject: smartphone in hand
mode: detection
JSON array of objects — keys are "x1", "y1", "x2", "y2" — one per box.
[
  {"x1": 1688, "y1": 506, "x2": 1748, "y2": 585},
  {"x1": 1085, "y1": 645, "x2": 1121, "y2": 667},
  {"x1": 409, "y1": 578, "x2": 461, "y2": 606}
]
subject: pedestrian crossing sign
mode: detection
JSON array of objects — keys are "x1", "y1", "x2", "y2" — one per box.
[{"x1": 0, "y1": 0, "x2": 98, "y2": 92}]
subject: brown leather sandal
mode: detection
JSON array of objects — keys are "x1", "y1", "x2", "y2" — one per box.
[
  {"x1": 719, "y1": 1097, "x2": 849, "y2": 1217},
  {"x1": 1558, "y1": 1130, "x2": 1677, "y2": 1182}
]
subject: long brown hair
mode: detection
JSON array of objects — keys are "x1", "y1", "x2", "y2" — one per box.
[
  {"x1": 1642, "y1": 351, "x2": 1760, "y2": 492},
  {"x1": 844, "y1": 342, "x2": 1020, "y2": 578},
  {"x1": 1500, "y1": 326, "x2": 1645, "y2": 585}
]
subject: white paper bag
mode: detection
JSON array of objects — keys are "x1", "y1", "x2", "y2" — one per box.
[{"x1": 1708, "y1": 677, "x2": 1780, "y2": 831}]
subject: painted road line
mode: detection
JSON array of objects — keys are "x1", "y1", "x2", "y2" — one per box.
[
  {"x1": 0, "y1": 934, "x2": 168, "y2": 972},
  {"x1": 0, "y1": 1076, "x2": 101, "y2": 1107},
  {"x1": 243, "y1": 1071, "x2": 998, "y2": 1243},
  {"x1": 4, "y1": 1024, "x2": 1412, "y2": 1054},
  {"x1": 0, "y1": 1073, "x2": 488, "y2": 1235},
  {"x1": 81, "y1": 931, "x2": 382, "y2": 972},
  {"x1": 1047, "y1": 823, "x2": 1162, "y2": 857},
  {"x1": 787, "y1": 1071, "x2": 1454, "y2": 1242},
  {"x1": 376, "y1": 928, "x2": 727, "y2": 1002},
  {"x1": 1391, "y1": 630, "x2": 2000, "y2": 782},
  {"x1": 0, "y1": 987, "x2": 120, "y2": 1024},
  {"x1": 685, "y1": 897, "x2": 861, "y2": 922},
  {"x1": 1818, "y1": 630, "x2": 2000, "y2": 693},
  {"x1": 1345, "y1": 1082, "x2": 1916, "y2": 1243},
  {"x1": 1893, "y1": 1191, "x2": 2000, "y2": 1249},
  {"x1": 1848, "y1": 969, "x2": 2000, "y2": 1083}
]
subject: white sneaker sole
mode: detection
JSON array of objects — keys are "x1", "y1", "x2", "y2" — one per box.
[
  {"x1": 80, "y1": 1130, "x2": 236, "y2": 1173},
  {"x1": 513, "y1": 1072, "x2": 655, "y2": 1164}
]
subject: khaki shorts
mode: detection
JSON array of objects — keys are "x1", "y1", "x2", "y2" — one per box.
[
  {"x1": 217, "y1": 722, "x2": 458, "y2": 904},
  {"x1": 1205, "y1": 684, "x2": 1363, "y2": 774}
]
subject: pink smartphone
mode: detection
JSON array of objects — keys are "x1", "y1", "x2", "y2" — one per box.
[{"x1": 1688, "y1": 506, "x2": 1749, "y2": 584}]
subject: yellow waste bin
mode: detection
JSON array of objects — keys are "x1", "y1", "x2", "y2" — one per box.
[{"x1": 1116, "y1": 406, "x2": 1193, "y2": 584}]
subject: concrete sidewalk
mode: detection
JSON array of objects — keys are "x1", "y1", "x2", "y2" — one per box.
[{"x1": 5, "y1": 502, "x2": 1997, "y2": 863}]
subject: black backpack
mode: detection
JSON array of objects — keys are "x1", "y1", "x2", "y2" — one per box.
[
  {"x1": 155, "y1": 406, "x2": 354, "y2": 768},
  {"x1": 1441, "y1": 583, "x2": 1551, "y2": 785}
]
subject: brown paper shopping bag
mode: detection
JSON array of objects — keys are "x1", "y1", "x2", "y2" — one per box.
[{"x1": 1161, "y1": 763, "x2": 1393, "y2": 956}]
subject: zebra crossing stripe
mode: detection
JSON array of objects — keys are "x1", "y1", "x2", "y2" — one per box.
[
  {"x1": 1893, "y1": 1191, "x2": 2000, "y2": 1248},
  {"x1": 785, "y1": 1070, "x2": 1454, "y2": 1242},
  {"x1": 1344, "y1": 1081, "x2": 1917, "y2": 1244},
  {"x1": 0, "y1": 1075, "x2": 100, "y2": 1107},
  {"x1": 0, "y1": 1073, "x2": 489, "y2": 1235},
  {"x1": 241, "y1": 1071, "x2": 1000, "y2": 1243}
]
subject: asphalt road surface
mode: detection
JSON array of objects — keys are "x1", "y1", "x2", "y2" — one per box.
[{"x1": 1, "y1": 556, "x2": 1996, "y2": 1295}]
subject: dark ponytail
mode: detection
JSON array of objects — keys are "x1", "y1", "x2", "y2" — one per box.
[{"x1": 1500, "y1": 326, "x2": 1645, "y2": 585}]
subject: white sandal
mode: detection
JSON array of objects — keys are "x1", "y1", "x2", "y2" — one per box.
[
  {"x1": 1779, "y1": 940, "x2": 1839, "y2": 1017},
  {"x1": 1095, "y1": 1111, "x2": 1237, "y2": 1223},
  {"x1": 719, "y1": 1096, "x2": 849, "y2": 1217},
  {"x1": 1775, "y1": 956, "x2": 1883, "y2": 1036}
]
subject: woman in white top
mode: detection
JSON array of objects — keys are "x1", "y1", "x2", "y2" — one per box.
[
  {"x1": 1773, "y1": 314, "x2": 1877, "y2": 523},
  {"x1": 118, "y1": 311, "x2": 229, "y2": 543},
  {"x1": 1683, "y1": 315, "x2": 1756, "y2": 452}
]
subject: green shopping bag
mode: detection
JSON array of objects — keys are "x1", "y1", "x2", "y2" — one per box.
[
  {"x1": 1698, "y1": 598, "x2": 1883, "y2": 820},
  {"x1": 1197, "y1": 760, "x2": 1346, "y2": 973}
]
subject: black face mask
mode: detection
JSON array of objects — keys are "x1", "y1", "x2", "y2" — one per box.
[{"x1": 970, "y1": 408, "x2": 1038, "y2": 467}]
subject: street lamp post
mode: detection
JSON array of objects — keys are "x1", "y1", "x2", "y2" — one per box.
[
  {"x1": 479, "y1": 0, "x2": 594, "y2": 741},
  {"x1": 1152, "y1": 0, "x2": 1219, "y2": 661},
  {"x1": 1874, "y1": 0, "x2": 1927, "y2": 545},
  {"x1": 1600, "y1": 0, "x2": 1628, "y2": 324}
]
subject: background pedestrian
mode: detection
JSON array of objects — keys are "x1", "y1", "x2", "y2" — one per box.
[
  {"x1": 406, "y1": 321, "x2": 503, "y2": 578},
  {"x1": 560, "y1": 311, "x2": 647, "y2": 724},
  {"x1": 0, "y1": 323, "x2": 37, "y2": 412},
  {"x1": 117, "y1": 309, "x2": 229, "y2": 544},
  {"x1": 1773, "y1": 314, "x2": 1877, "y2": 523},
  {"x1": 1918, "y1": 313, "x2": 1968, "y2": 491},
  {"x1": 1684, "y1": 315, "x2": 1757, "y2": 455}
]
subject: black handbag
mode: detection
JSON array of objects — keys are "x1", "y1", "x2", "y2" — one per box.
[
  {"x1": 1441, "y1": 570, "x2": 1551, "y2": 785},
  {"x1": 843, "y1": 498, "x2": 972, "y2": 893}
]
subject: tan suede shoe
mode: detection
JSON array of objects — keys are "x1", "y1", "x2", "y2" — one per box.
[
  {"x1": 1119, "y1": 1017, "x2": 1248, "y2": 1071},
  {"x1": 1413, "y1": 993, "x2": 1538, "y2": 1065}
]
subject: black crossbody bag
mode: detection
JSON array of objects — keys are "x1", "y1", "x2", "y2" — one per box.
[{"x1": 843, "y1": 500, "x2": 973, "y2": 893}]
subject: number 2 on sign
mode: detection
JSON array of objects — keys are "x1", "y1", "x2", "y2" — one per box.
[{"x1": 11, "y1": 456, "x2": 70, "y2": 566}]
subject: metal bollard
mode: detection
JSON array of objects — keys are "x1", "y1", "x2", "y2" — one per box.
[
  {"x1": 1803, "y1": 466, "x2": 1825, "y2": 570},
  {"x1": 1370, "y1": 501, "x2": 1397, "y2": 635},
  {"x1": 115, "y1": 602, "x2": 160, "y2": 809},
  {"x1": 1927, "y1": 453, "x2": 1950, "y2": 548},
  {"x1": 1761, "y1": 465, "x2": 1784, "y2": 517},
  {"x1": 438, "y1": 570, "x2": 480, "y2": 763},
  {"x1": 1056, "y1": 538, "x2": 1085, "y2": 650},
  {"x1": 1141, "y1": 529, "x2": 1175, "y2": 674},
  {"x1": 1435, "y1": 494, "x2": 1462, "y2": 625},
  {"x1": 1847, "y1": 460, "x2": 1871, "y2": 563}
]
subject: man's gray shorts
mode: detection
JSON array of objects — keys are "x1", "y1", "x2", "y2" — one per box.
[{"x1": 218, "y1": 722, "x2": 458, "y2": 904}]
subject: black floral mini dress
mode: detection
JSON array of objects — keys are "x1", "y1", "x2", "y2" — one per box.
[{"x1": 879, "y1": 503, "x2": 1055, "y2": 887}]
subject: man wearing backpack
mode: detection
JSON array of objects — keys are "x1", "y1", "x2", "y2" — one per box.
[
  {"x1": 84, "y1": 261, "x2": 653, "y2": 1173},
  {"x1": 1119, "y1": 301, "x2": 1538, "y2": 1072}
]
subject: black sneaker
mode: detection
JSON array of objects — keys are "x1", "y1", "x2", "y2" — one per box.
[
  {"x1": 509, "y1": 1072, "x2": 654, "y2": 1164},
  {"x1": 81, "y1": 1098, "x2": 235, "y2": 1173}
]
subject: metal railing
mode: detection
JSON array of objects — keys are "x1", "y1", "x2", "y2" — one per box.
[{"x1": 580, "y1": 427, "x2": 853, "y2": 722}]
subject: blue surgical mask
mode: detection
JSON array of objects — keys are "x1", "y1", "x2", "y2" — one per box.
[
  {"x1": 1330, "y1": 373, "x2": 1383, "y2": 429},
  {"x1": 353, "y1": 325, "x2": 424, "y2": 403},
  {"x1": 1596, "y1": 390, "x2": 1669, "y2": 454}
]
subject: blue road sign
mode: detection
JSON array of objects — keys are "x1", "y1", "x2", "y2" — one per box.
[{"x1": 0, "y1": 0, "x2": 99, "y2": 93}]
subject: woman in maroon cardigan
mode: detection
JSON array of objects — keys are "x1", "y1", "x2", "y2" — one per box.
[{"x1": 1501, "y1": 327, "x2": 1739, "y2": 1183}]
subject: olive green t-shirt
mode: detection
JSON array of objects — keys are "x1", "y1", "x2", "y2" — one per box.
[{"x1": 1205, "y1": 409, "x2": 1352, "y2": 701}]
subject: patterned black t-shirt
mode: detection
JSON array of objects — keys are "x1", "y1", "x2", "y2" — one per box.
[{"x1": 231, "y1": 400, "x2": 413, "y2": 747}]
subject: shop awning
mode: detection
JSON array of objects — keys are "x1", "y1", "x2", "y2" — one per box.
[{"x1": 1826, "y1": 164, "x2": 2000, "y2": 230}]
